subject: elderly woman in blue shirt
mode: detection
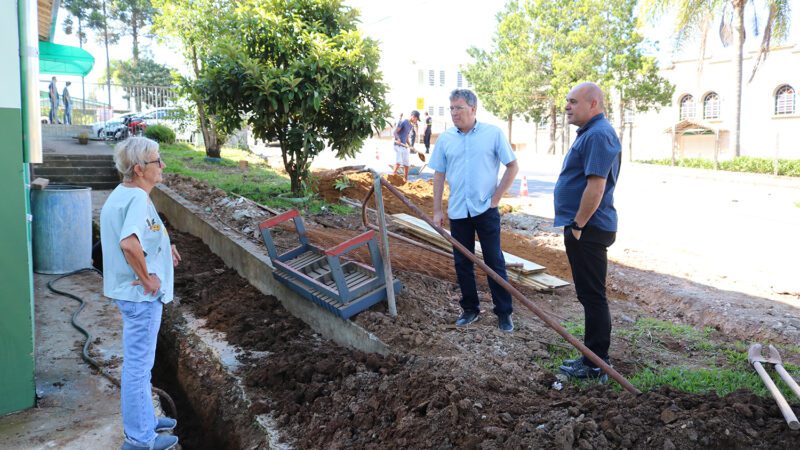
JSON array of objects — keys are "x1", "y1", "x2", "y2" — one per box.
[
  {"x1": 430, "y1": 89, "x2": 519, "y2": 333},
  {"x1": 100, "y1": 137, "x2": 181, "y2": 450}
]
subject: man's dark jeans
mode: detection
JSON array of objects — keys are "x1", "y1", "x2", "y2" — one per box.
[
  {"x1": 450, "y1": 207, "x2": 512, "y2": 316},
  {"x1": 564, "y1": 225, "x2": 616, "y2": 367}
]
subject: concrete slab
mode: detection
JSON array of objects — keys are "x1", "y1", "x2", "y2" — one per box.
[
  {"x1": 42, "y1": 136, "x2": 114, "y2": 157},
  {"x1": 0, "y1": 271, "x2": 122, "y2": 449}
]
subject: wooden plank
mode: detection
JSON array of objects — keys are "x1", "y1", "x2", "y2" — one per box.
[
  {"x1": 392, "y1": 213, "x2": 546, "y2": 274},
  {"x1": 529, "y1": 272, "x2": 570, "y2": 289}
]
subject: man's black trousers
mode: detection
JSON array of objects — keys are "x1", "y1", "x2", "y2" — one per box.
[
  {"x1": 450, "y1": 207, "x2": 513, "y2": 316},
  {"x1": 564, "y1": 225, "x2": 616, "y2": 366}
]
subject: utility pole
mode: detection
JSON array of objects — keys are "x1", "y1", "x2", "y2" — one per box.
[{"x1": 102, "y1": 0, "x2": 112, "y2": 122}]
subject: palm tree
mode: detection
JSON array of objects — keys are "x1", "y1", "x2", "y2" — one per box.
[{"x1": 642, "y1": 0, "x2": 791, "y2": 157}]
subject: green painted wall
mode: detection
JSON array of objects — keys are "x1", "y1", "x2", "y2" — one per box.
[{"x1": 0, "y1": 107, "x2": 35, "y2": 415}]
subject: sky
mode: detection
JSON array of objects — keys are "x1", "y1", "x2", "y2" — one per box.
[{"x1": 48, "y1": 0, "x2": 800, "y2": 103}]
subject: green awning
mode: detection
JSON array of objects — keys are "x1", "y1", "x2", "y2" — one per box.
[{"x1": 38, "y1": 41, "x2": 95, "y2": 77}]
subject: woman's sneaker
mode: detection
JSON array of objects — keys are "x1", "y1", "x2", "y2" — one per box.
[
  {"x1": 155, "y1": 417, "x2": 177, "y2": 433},
  {"x1": 121, "y1": 434, "x2": 178, "y2": 450}
]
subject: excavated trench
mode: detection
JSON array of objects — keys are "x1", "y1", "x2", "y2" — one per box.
[{"x1": 137, "y1": 182, "x2": 800, "y2": 449}]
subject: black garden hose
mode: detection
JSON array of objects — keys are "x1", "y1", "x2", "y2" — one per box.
[{"x1": 46, "y1": 267, "x2": 178, "y2": 418}]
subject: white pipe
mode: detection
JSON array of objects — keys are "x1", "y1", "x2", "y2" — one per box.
[{"x1": 20, "y1": 0, "x2": 42, "y2": 163}]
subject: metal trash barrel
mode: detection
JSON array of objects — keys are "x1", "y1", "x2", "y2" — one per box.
[{"x1": 31, "y1": 185, "x2": 93, "y2": 274}]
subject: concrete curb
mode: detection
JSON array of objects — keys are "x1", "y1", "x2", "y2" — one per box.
[{"x1": 151, "y1": 184, "x2": 390, "y2": 356}]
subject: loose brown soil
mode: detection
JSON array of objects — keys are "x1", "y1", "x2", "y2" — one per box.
[{"x1": 161, "y1": 172, "x2": 799, "y2": 448}]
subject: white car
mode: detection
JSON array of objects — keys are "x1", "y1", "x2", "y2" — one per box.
[
  {"x1": 140, "y1": 107, "x2": 198, "y2": 142},
  {"x1": 90, "y1": 112, "x2": 137, "y2": 138}
]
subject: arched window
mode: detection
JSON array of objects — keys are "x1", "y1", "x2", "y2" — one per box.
[
  {"x1": 703, "y1": 92, "x2": 720, "y2": 119},
  {"x1": 679, "y1": 94, "x2": 695, "y2": 120},
  {"x1": 775, "y1": 85, "x2": 795, "y2": 115}
]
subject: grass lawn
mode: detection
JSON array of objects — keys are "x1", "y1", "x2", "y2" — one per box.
[
  {"x1": 541, "y1": 317, "x2": 800, "y2": 399},
  {"x1": 159, "y1": 142, "x2": 350, "y2": 214}
]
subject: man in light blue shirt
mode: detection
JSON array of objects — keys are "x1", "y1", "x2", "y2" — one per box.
[{"x1": 430, "y1": 89, "x2": 519, "y2": 332}]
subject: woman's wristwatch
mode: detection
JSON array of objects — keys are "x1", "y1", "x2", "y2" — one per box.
[{"x1": 569, "y1": 220, "x2": 584, "y2": 231}]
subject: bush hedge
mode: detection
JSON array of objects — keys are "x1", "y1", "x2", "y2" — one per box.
[
  {"x1": 144, "y1": 124, "x2": 176, "y2": 144},
  {"x1": 639, "y1": 156, "x2": 800, "y2": 177}
]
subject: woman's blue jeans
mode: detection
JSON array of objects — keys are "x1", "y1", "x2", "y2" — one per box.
[{"x1": 116, "y1": 299, "x2": 162, "y2": 446}]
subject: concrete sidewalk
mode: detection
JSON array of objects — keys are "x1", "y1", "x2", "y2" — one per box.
[
  {"x1": 0, "y1": 270, "x2": 122, "y2": 449},
  {"x1": 0, "y1": 186, "x2": 122, "y2": 449},
  {"x1": 42, "y1": 135, "x2": 114, "y2": 157}
]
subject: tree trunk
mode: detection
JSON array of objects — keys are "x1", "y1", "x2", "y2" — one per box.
[
  {"x1": 506, "y1": 114, "x2": 513, "y2": 145},
  {"x1": 78, "y1": 18, "x2": 86, "y2": 112},
  {"x1": 617, "y1": 98, "x2": 626, "y2": 145},
  {"x1": 628, "y1": 124, "x2": 633, "y2": 162},
  {"x1": 282, "y1": 143, "x2": 306, "y2": 197},
  {"x1": 102, "y1": 0, "x2": 112, "y2": 122},
  {"x1": 131, "y1": 11, "x2": 140, "y2": 64},
  {"x1": 733, "y1": 2, "x2": 745, "y2": 157},
  {"x1": 190, "y1": 45, "x2": 221, "y2": 158},
  {"x1": 132, "y1": 12, "x2": 142, "y2": 112},
  {"x1": 548, "y1": 104, "x2": 557, "y2": 155}
]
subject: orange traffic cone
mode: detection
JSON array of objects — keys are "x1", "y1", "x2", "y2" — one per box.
[{"x1": 520, "y1": 176, "x2": 528, "y2": 197}]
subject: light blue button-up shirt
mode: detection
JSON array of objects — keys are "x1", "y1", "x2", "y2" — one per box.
[{"x1": 429, "y1": 121, "x2": 516, "y2": 219}]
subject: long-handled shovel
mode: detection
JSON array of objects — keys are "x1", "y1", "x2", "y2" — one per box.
[
  {"x1": 748, "y1": 343, "x2": 800, "y2": 430},
  {"x1": 408, "y1": 144, "x2": 426, "y2": 162}
]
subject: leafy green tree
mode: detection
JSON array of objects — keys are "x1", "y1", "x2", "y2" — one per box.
[
  {"x1": 62, "y1": 0, "x2": 99, "y2": 46},
  {"x1": 599, "y1": 0, "x2": 674, "y2": 144},
  {"x1": 62, "y1": 0, "x2": 101, "y2": 111},
  {"x1": 109, "y1": 0, "x2": 157, "y2": 64},
  {"x1": 641, "y1": 0, "x2": 792, "y2": 156},
  {"x1": 468, "y1": 0, "x2": 673, "y2": 154},
  {"x1": 152, "y1": 0, "x2": 234, "y2": 158},
  {"x1": 464, "y1": 1, "x2": 544, "y2": 143},
  {"x1": 196, "y1": 0, "x2": 390, "y2": 195},
  {"x1": 101, "y1": 58, "x2": 175, "y2": 109}
]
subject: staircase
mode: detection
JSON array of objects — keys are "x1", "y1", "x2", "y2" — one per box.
[{"x1": 32, "y1": 154, "x2": 120, "y2": 190}]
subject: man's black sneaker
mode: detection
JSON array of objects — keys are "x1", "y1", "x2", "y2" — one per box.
[
  {"x1": 559, "y1": 358, "x2": 609, "y2": 383},
  {"x1": 561, "y1": 357, "x2": 581, "y2": 368},
  {"x1": 498, "y1": 314, "x2": 514, "y2": 333},
  {"x1": 455, "y1": 310, "x2": 480, "y2": 327}
]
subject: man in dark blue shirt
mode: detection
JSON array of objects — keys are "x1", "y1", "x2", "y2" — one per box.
[
  {"x1": 393, "y1": 110, "x2": 420, "y2": 181},
  {"x1": 553, "y1": 82, "x2": 621, "y2": 382}
]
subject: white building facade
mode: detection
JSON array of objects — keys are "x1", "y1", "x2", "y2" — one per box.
[{"x1": 631, "y1": 45, "x2": 800, "y2": 161}]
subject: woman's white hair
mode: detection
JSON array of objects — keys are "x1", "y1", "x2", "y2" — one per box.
[{"x1": 114, "y1": 137, "x2": 159, "y2": 181}]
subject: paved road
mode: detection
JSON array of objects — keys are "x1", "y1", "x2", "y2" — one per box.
[
  {"x1": 310, "y1": 140, "x2": 800, "y2": 303},
  {"x1": 511, "y1": 152, "x2": 800, "y2": 304}
]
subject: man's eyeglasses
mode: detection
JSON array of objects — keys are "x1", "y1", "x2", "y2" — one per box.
[
  {"x1": 143, "y1": 158, "x2": 162, "y2": 166},
  {"x1": 450, "y1": 106, "x2": 470, "y2": 112}
]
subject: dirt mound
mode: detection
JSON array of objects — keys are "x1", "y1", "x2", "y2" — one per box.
[{"x1": 314, "y1": 169, "x2": 448, "y2": 223}]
